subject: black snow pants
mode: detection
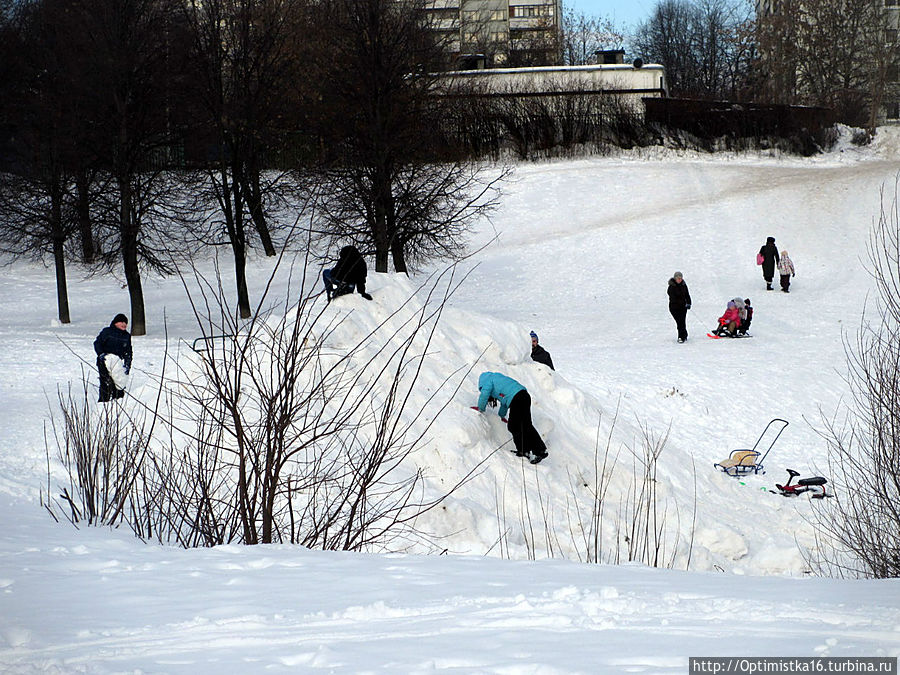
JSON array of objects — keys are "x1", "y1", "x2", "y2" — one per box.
[
  {"x1": 507, "y1": 390, "x2": 547, "y2": 458},
  {"x1": 669, "y1": 305, "x2": 688, "y2": 341}
]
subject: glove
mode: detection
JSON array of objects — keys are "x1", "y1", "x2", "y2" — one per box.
[
  {"x1": 685, "y1": 304, "x2": 691, "y2": 310},
  {"x1": 792, "y1": 273, "x2": 795, "y2": 277},
  {"x1": 501, "y1": 417, "x2": 508, "y2": 423}
]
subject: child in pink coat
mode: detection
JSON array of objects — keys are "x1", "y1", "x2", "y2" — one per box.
[{"x1": 713, "y1": 301, "x2": 741, "y2": 337}]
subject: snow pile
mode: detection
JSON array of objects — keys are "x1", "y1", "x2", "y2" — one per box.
[{"x1": 2, "y1": 130, "x2": 900, "y2": 671}]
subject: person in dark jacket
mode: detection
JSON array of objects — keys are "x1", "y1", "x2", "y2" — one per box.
[
  {"x1": 667, "y1": 271, "x2": 692, "y2": 343},
  {"x1": 471, "y1": 372, "x2": 548, "y2": 464},
  {"x1": 93, "y1": 313, "x2": 132, "y2": 402},
  {"x1": 530, "y1": 331, "x2": 554, "y2": 370},
  {"x1": 758, "y1": 236, "x2": 780, "y2": 291},
  {"x1": 323, "y1": 245, "x2": 372, "y2": 301},
  {"x1": 739, "y1": 298, "x2": 753, "y2": 335}
]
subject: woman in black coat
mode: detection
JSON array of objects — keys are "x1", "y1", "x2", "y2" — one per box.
[
  {"x1": 93, "y1": 313, "x2": 132, "y2": 402},
  {"x1": 667, "y1": 271, "x2": 692, "y2": 343},
  {"x1": 759, "y1": 236, "x2": 780, "y2": 291}
]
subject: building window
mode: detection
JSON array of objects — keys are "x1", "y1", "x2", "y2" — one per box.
[{"x1": 510, "y1": 5, "x2": 553, "y2": 18}]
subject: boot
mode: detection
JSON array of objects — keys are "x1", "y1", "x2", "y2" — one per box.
[{"x1": 766, "y1": 283, "x2": 773, "y2": 291}]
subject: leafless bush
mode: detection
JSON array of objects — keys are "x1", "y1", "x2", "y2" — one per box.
[
  {"x1": 497, "y1": 408, "x2": 696, "y2": 568},
  {"x1": 809, "y1": 182, "x2": 900, "y2": 578},
  {"x1": 442, "y1": 76, "x2": 655, "y2": 161},
  {"x1": 43, "y1": 254, "x2": 481, "y2": 552},
  {"x1": 140, "y1": 260, "x2": 479, "y2": 550},
  {"x1": 42, "y1": 379, "x2": 153, "y2": 528}
]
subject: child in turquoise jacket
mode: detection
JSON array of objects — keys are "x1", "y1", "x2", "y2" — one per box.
[{"x1": 473, "y1": 371, "x2": 548, "y2": 464}]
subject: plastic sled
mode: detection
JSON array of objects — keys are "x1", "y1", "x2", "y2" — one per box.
[{"x1": 714, "y1": 418, "x2": 788, "y2": 476}]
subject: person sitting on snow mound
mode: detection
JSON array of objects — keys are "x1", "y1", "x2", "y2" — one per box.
[
  {"x1": 323, "y1": 245, "x2": 372, "y2": 301},
  {"x1": 713, "y1": 300, "x2": 741, "y2": 337},
  {"x1": 94, "y1": 313, "x2": 132, "y2": 402},
  {"x1": 529, "y1": 331, "x2": 554, "y2": 370},
  {"x1": 470, "y1": 371, "x2": 548, "y2": 464}
]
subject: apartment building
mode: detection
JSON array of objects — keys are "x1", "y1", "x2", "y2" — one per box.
[{"x1": 424, "y1": 0, "x2": 563, "y2": 68}]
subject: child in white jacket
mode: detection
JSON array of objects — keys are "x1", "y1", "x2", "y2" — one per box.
[{"x1": 778, "y1": 250, "x2": 795, "y2": 293}]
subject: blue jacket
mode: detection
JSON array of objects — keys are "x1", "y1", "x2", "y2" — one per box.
[
  {"x1": 94, "y1": 324, "x2": 133, "y2": 373},
  {"x1": 477, "y1": 372, "x2": 525, "y2": 418}
]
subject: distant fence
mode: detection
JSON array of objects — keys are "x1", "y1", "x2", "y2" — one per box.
[{"x1": 643, "y1": 98, "x2": 836, "y2": 139}]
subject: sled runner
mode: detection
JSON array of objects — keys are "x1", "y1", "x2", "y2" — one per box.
[
  {"x1": 774, "y1": 469, "x2": 828, "y2": 499},
  {"x1": 714, "y1": 418, "x2": 788, "y2": 476},
  {"x1": 707, "y1": 332, "x2": 752, "y2": 339}
]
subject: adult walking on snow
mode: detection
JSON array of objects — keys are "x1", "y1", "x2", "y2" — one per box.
[
  {"x1": 94, "y1": 313, "x2": 132, "y2": 403},
  {"x1": 471, "y1": 371, "x2": 548, "y2": 464},
  {"x1": 758, "y1": 237, "x2": 780, "y2": 291},
  {"x1": 667, "y1": 271, "x2": 692, "y2": 343},
  {"x1": 778, "y1": 250, "x2": 795, "y2": 293}
]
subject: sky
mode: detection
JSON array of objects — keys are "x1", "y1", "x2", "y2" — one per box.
[
  {"x1": 2, "y1": 128, "x2": 900, "y2": 670},
  {"x1": 565, "y1": 0, "x2": 654, "y2": 28}
]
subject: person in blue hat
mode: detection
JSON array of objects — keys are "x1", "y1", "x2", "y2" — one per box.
[{"x1": 529, "y1": 331, "x2": 554, "y2": 370}]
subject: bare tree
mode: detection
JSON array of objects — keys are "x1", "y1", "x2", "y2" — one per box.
[
  {"x1": 181, "y1": 0, "x2": 306, "y2": 318},
  {"x1": 0, "y1": 0, "x2": 103, "y2": 323},
  {"x1": 64, "y1": 0, "x2": 192, "y2": 336},
  {"x1": 752, "y1": 0, "x2": 803, "y2": 105},
  {"x1": 634, "y1": 0, "x2": 699, "y2": 97},
  {"x1": 561, "y1": 8, "x2": 624, "y2": 66},
  {"x1": 754, "y1": 0, "x2": 896, "y2": 127},
  {"x1": 302, "y1": 0, "x2": 505, "y2": 273},
  {"x1": 810, "y1": 183, "x2": 900, "y2": 579},
  {"x1": 634, "y1": 0, "x2": 753, "y2": 100}
]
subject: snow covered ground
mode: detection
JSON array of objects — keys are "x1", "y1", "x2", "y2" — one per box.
[{"x1": 1, "y1": 129, "x2": 899, "y2": 672}]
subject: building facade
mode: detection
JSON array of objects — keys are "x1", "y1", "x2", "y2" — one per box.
[{"x1": 424, "y1": 0, "x2": 563, "y2": 68}]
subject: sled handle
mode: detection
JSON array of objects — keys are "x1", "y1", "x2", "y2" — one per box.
[{"x1": 752, "y1": 418, "x2": 789, "y2": 468}]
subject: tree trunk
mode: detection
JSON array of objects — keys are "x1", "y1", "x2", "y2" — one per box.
[
  {"x1": 230, "y1": 163, "x2": 252, "y2": 319},
  {"x1": 75, "y1": 169, "x2": 95, "y2": 264},
  {"x1": 373, "y1": 168, "x2": 393, "y2": 273},
  {"x1": 119, "y1": 176, "x2": 146, "y2": 336},
  {"x1": 50, "y1": 185, "x2": 70, "y2": 324},
  {"x1": 244, "y1": 167, "x2": 276, "y2": 257},
  {"x1": 374, "y1": 220, "x2": 390, "y2": 273},
  {"x1": 390, "y1": 238, "x2": 407, "y2": 274},
  {"x1": 233, "y1": 236, "x2": 251, "y2": 319}
]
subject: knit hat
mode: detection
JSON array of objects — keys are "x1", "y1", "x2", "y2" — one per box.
[
  {"x1": 744, "y1": 298, "x2": 751, "y2": 304},
  {"x1": 112, "y1": 313, "x2": 128, "y2": 326},
  {"x1": 529, "y1": 331, "x2": 538, "y2": 341},
  {"x1": 727, "y1": 301, "x2": 736, "y2": 309},
  {"x1": 673, "y1": 271, "x2": 683, "y2": 279},
  {"x1": 767, "y1": 236, "x2": 775, "y2": 243}
]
